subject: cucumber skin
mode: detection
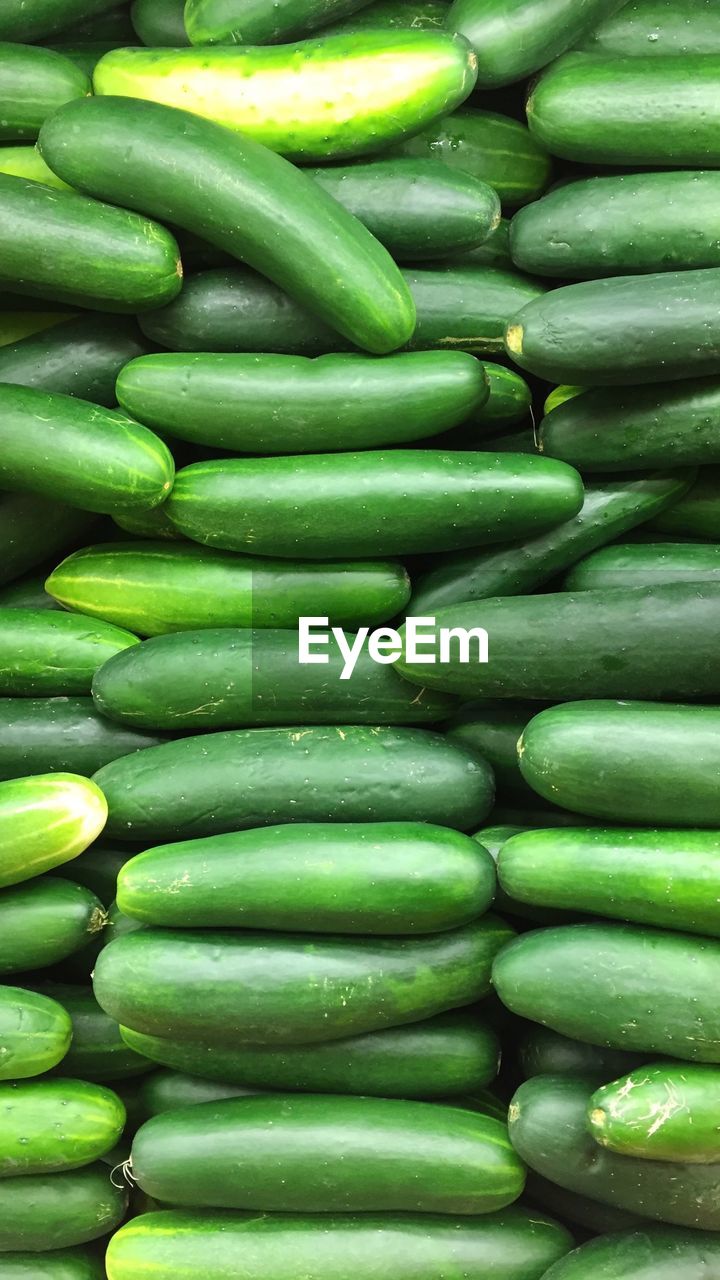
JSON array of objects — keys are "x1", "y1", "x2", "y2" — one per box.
[
  {"x1": 185, "y1": 0, "x2": 387, "y2": 45},
  {"x1": 0, "y1": 144, "x2": 69, "y2": 189},
  {"x1": 0, "y1": 1246, "x2": 105, "y2": 1278},
  {"x1": 0, "y1": 879, "x2": 105, "y2": 975},
  {"x1": 94, "y1": 916, "x2": 513, "y2": 1046},
  {"x1": 526, "y1": 1174, "x2": 650, "y2": 1235},
  {"x1": 541, "y1": 1226, "x2": 720, "y2": 1280},
  {"x1": 494, "y1": 922, "x2": 720, "y2": 1063},
  {"x1": 519, "y1": 699, "x2": 720, "y2": 827},
  {"x1": 0, "y1": 316, "x2": 148, "y2": 407},
  {"x1": 0, "y1": 494, "x2": 97, "y2": 590},
  {"x1": 447, "y1": 703, "x2": 535, "y2": 802},
  {"x1": 565, "y1": 542, "x2": 720, "y2": 591},
  {"x1": 647, "y1": 467, "x2": 720, "y2": 539},
  {"x1": 0, "y1": 1162, "x2": 127, "y2": 1251},
  {"x1": 132, "y1": 0, "x2": 190, "y2": 44},
  {"x1": 519, "y1": 1026, "x2": 645, "y2": 1080},
  {"x1": 409, "y1": 472, "x2": 690, "y2": 611},
  {"x1": 0, "y1": 609, "x2": 137, "y2": 696},
  {"x1": 0, "y1": 986, "x2": 72, "y2": 1080},
  {"x1": 138, "y1": 1070, "x2": 259, "y2": 1117},
  {"x1": 51, "y1": 843, "x2": 134, "y2": 906},
  {"x1": 0, "y1": 697, "x2": 165, "y2": 783},
  {"x1": 0, "y1": 1078, "x2": 124, "y2": 1175},
  {"x1": 122, "y1": 1010, "x2": 500, "y2": 1098},
  {"x1": 106, "y1": 1206, "x2": 572, "y2": 1280},
  {"x1": 0, "y1": 1, "x2": 119, "y2": 41},
  {"x1": 508, "y1": 1074, "x2": 720, "y2": 1230},
  {"x1": 590, "y1": 1064, "x2": 720, "y2": 1163},
  {"x1": 28, "y1": 980, "x2": 154, "y2": 1081},
  {"x1": 0, "y1": 44, "x2": 90, "y2": 142},
  {"x1": 327, "y1": 0, "x2": 449, "y2": 32},
  {"x1": 500, "y1": 827, "x2": 720, "y2": 938},
  {"x1": 579, "y1": 0, "x2": 720, "y2": 56},
  {"x1": 130, "y1": 1094, "x2": 524, "y2": 1214},
  {"x1": 0, "y1": 772, "x2": 107, "y2": 888}
]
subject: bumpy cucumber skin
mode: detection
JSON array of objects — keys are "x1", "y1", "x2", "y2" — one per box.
[
  {"x1": 0, "y1": 1162, "x2": 127, "y2": 1250},
  {"x1": 132, "y1": 0, "x2": 190, "y2": 44},
  {"x1": 95, "y1": 916, "x2": 513, "y2": 1045},
  {"x1": 185, "y1": 0, "x2": 384, "y2": 44},
  {"x1": 0, "y1": 697, "x2": 164, "y2": 783},
  {"x1": 0, "y1": 44, "x2": 90, "y2": 141},
  {"x1": 0, "y1": 608, "x2": 137, "y2": 696},
  {"x1": 0, "y1": 986, "x2": 72, "y2": 1080},
  {"x1": 541, "y1": 1225, "x2": 720, "y2": 1280},
  {"x1": 0, "y1": 772, "x2": 107, "y2": 888},
  {"x1": 0, "y1": 878, "x2": 105, "y2": 975},
  {"x1": 0, "y1": 1078, "x2": 125, "y2": 1175},
  {"x1": 0, "y1": 1, "x2": 120, "y2": 41},
  {"x1": 29, "y1": 980, "x2": 154, "y2": 1081},
  {"x1": 565, "y1": 542, "x2": 720, "y2": 591},
  {"x1": 0, "y1": 315, "x2": 148, "y2": 406},
  {"x1": 590, "y1": 1064, "x2": 720, "y2": 1163},
  {"x1": 579, "y1": 0, "x2": 720, "y2": 56}
]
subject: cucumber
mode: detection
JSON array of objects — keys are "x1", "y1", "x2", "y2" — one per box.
[
  {"x1": 508, "y1": 1073, "x2": 720, "y2": 1230},
  {"x1": 0, "y1": 985, "x2": 72, "y2": 1080},
  {"x1": 0, "y1": 1246, "x2": 105, "y2": 1277},
  {"x1": 541, "y1": 1226, "x2": 720, "y2": 1280},
  {"x1": 499, "y1": 826, "x2": 720, "y2": 938},
  {"x1": 0, "y1": 316, "x2": 148, "y2": 407},
  {"x1": 446, "y1": 0, "x2": 625, "y2": 87},
  {"x1": 528, "y1": 51, "x2": 720, "y2": 166},
  {"x1": 111, "y1": 505, "x2": 181, "y2": 542},
  {"x1": 0, "y1": 609, "x2": 138, "y2": 696},
  {"x1": 138, "y1": 1071, "x2": 259, "y2": 1118},
  {"x1": 0, "y1": 311, "x2": 71, "y2": 346},
  {"x1": 53, "y1": 844, "x2": 134, "y2": 905},
  {"x1": 131, "y1": 0, "x2": 189, "y2": 44},
  {"x1": 0, "y1": 385, "x2": 173, "y2": 515},
  {"x1": 106, "y1": 1206, "x2": 572, "y2": 1280},
  {"x1": 184, "y1": 0, "x2": 385, "y2": 44},
  {"x1": 326, "y1": 0, "x2": 449, "y2": 32},
  {"x1": 0, "y1": 493, "x2": 97, "y2": 589},
  {"x1": 446, "y1": 703, "x2": 534, "y2": 801},
  {"x1": 46, "y1": 43, "x2": 117, "y2": 76},
  {"x1": 392, "y1": 108, "x2": 552, "y2": 208},
  {"x1": 92, "y1": 35, "x2": 476, "y2": 163},
  {"x1": 579, "y1": 0, "x2": 720, "y2": 56},
  {"x1": 519, "y1": 1026, "x2": 645, "y2": 1079},
  {"x1": 0, "y1": 44, "x2": 90, "y2": 141},
  {"x1": 0, "y1": 572, "x2": 61, "y2": 610},
  {"x1": 47, "y1": 543, "x2": 411, "y2": 635},
  {"x1": 409, "y1": 472, "x2": 689, "y2": 611},
  {"x1": 0, "y1": 879, "x2": 105, "y2": 975},
  {"x1": 116, "y1": 351, "x2": 488, "y2": 454},
  {"x1": 0, "y1": 144, "x2": 69, "y2": 189},
  {"x1": 0, "y1": 1078, "x2": 124, "y2": 1174},
  {"x1": 0, "y1": 1162, "x2": 127, "y2": 1251},
  {"x1": 512, "y1": 172, "x2": 720, "y2": 279},
  {"x1": 526, "y1": 1173, "x2": 651, "y2": 1234},
  {"x1": 52, "y1": 4, "x2": 136, "y2": 41},
  {"x1": 130, "y1": 1093, "x2": 524, "y2": 1213},
  {"x1": 544, "y1": 385, "x2": 584, "y2": 414},
  {"x1": 166, "y1": 452, "x2": 582, "y2": 559},
  {"x1": 565, "y1": 542, "x2": 720, "y2": 590},
  {"x1": 519, "y1": 700, "x2": 720, "y2": 826},
  {"x1": 473, "y1": 824, "x2": 569, "y2": 926},
  {"x1": 122, "y1": 1010, "x2": 500, "y2": 1098},
  {"x1": 647, "y1": 467, "x2": 720, "y2": 538},
  {"x1": 506, "y1": 268, "x2": 720, "y2": 385},
  {"x1": 115, "y1": 822, "x2": 494, "y2": 933},
  {"x1": 0, "y1": 697, "x2": 164, "y2": 783},
  {"x1": 0, "y1": 773, "x2": 107, "y2": 888},
  {"x1": 402, "y1": 266, "x2": 546, "y2": 355},
  {"x1": 29, "y1": 981, "x2": 154, "y2": 1081},
  {"x1": 0, "y1": 1, "x2": 122, "y2": 42},
  {"x1": 456, "y1": 219, "x2": 512, "y2": 270},
  {"x1": 477, "y1": 362, "x2": 531, "y2": 428},
  {"x1": 494, "y1": 921, "x2": 720, "y2": 1062},
  {"x1": 95, "y1": 916, "x2": 513, "y2": 1045},
  {"x1": 590, "y1": 1064, "x2": 720, "y2": 1163}
]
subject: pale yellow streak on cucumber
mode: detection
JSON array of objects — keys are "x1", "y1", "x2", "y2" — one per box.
[{"x1": 506, "y1": 324, "x2": 523, "y2": 355}]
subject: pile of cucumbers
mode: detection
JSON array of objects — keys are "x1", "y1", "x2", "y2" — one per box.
[{"x1": 0, "y1": 0, "x2": 719, "y2": 1278}]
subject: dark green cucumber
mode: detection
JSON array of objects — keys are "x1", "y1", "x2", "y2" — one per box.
[
  {"x1": 122, "y1": 1010, "x2": 500, "y2": 1098},
  {"x1": 473, "y1": 825, "x2": 569, "y2": 926},
  {"x1": 165, "y1": 451, "x2": 582, "y2": 559},
  {"x1": 0, "y1": 492, "x2": 96, "y2": 589},
  {"x1": 508, "y1": 1073, "x2": 720, "y2": 1230},
  {"x1": 499, "y1": 826, "x2": 720, "y2": 938},
  {"x1": 0, "y1": 384, "x2": 173, "y2": 515},
  {"x1": 565, "y1": 542, "x2": 720, "y2": 590},
  {"x1": 409, "y1": 472, "x2": 689, "y2": 611},
  {"x1": 494, "y1": 922, "x2": 720, "y2": 1062},
  {"x1": 526, "y1": 1173, "x2": 651, "y2": 1235},
  {"x1": 0, "y1": 608, "x2": 137, "y2": 696},
  {"x1": 116, "y1": 350, "x2": 488, "y2": 454},
  {"x1": 41, "y1": 99, "x2": 415, "y2": 356},
  {"x1": 393, "y1": 108, "x2": 552, "y2": 208},
  {"x1": 519, "y1": 1025, "x2": 645, "y2": 1079},
  {"x1": 0, "y1": 697, "x2": 165, "y2": 783},
  {"x1": 95, "y1": 916, "x2": 512, "y2": 1045},
  {"x1": 138, "y1": 1071, "x2": 259, "y2": 1118},
  {"x1": 92, "y1": 35, "x2": 476, "y2": 163},
  {"x1": 0, "y1": 1, "x2": 121, "y2": 41},
  {"x1": 0, "y1": 1078, "x2": 124, "y2": 1174},
  {"x1": 130, "y1": 1093, "x2": 524, "y2": 1213},
  {"x1": 0, "y1": 1246, "x2": 105, "y2": 1277},
  {"x1": 185, "y1": 0, "x2": 390, "y2": 44},
  {"x1": 446, "y1": 703, "x2": 534, "y2": 800},
  {"x1": 512, "y1": 173, "x2": 720, "y2": 279},
  {"x1": 111, "y1": 504, "x2": 181, "y2": 542},
  {"x1": 507, "y1": 268, "x2": 720, "y2": 385},
  {"x1": 0, "y1": 315, "x2": 148, "y2": 407},
  {"x1": 131, "y1": 0, "x2": 189, "y2": 44},
  {"x1": 106, "y1": 1206, "x2": 571, "y2": 1280},
  {"x1": 47, "y1": 42, "x2": 118, "y2": 76},
  {"x1": 116, "y1": 822, "x2": 494, "y2": 933},
  {"x1": 0, "y1": 879, "x2": 104, "y2": 975},
  {"x1": 0, "y1": 772, "x2": 107, "y2": 888},
  {"x1": 0, "y1": 985, "x2": 72, "y2": 1079},
  {"x1": 477, "y1": 362, "x2": 530, "y2": 427},
  {"x1": 579, "y1": 0, "x2": 720, "y2": 56},
  {"x1": 47, "y1": 542, "x2": 411, "y2": 635},
  {"x1": 51, "y1": 843, "x2": 140, "y2": 905},
  {"x1": 446, "y1": 0, "x2": 624, "y2": 87},
  {"x1": 53, "y1": 4, "x2": 136, "y2": 40},
  {"x1": 326, "y1": 0, "x2": 449, "y2": 32},
  {"x1": 403, "y1": 266, "x2": 546, "y2": 355},
  {"x1": 590, "y1": 1064, "x2": 720, "y2": 1163},
  {"x1": 456, "y1": 219, "x2": 512, "y2": 270},
  {"x1": 0, "y1": 44, "x2": 90, "y2": 142},
  {"x1": 541, "y1": 1226, "x2": 720, "y2": 1280},
  {"x1": 647, "y1": 467, "x2": 720, "y2": 538},
  {"x1": 29, "y1": 981, "x2": 154, "y2": 1081},
  {"x1": 0, "y1": 1162, "x2": 127, "y2": 1250},
  {"x1": 519, "y1": 700, "x2": 720, "y2": 827}
]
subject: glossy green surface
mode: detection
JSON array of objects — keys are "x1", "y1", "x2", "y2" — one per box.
[
  {"x1": 0, "y1": 1245, "x2": 105, "y2": 1277},
  {"x1": 0, "y1": 879, "x2": 105, "y2": 974},
  {"x1": 541, "y1": 1226, "x2": 720, "y2": 1280},
  {"x1": 0, "y1": 773, "x2": 107, "y2": 888},
  {"x1": 0, "y1": 985, "x2": 72, "y2": 1080},
  {"x1": 30, "y1": 980, "x2": 154, "y2": 1081},
  {"x1": 0, "y1": 315, "x2": 148, "y2": 406},
  {"x1": 473, "y1": 824, "x2": 568, "y2": 925},
  {"x1": 131, "y1": 0, "x2": 189, "y2": 43},
  {"x1": 565, "y1": 541, "x2": 720, "y2": 590},
  {"x1": 526, "y1": 1174, "x2": 650, "y2": 1234},
  {"x1": 0, "y1": 492, "x2": 96, "y2": 588},
  {"x1": 0, "y1": 609, "x2": 136, "y2": 696},
  {"x1": 0, "y1": 144, "x2": 68, "y2": 189},
  {"x1": 590, "y1": 1064, "x2": 720, "y2": 1163},
  {"x1": 519, "y1": 1025, "x2": 645, "y2": 1079},
  {"x1": 0, "y1": 44, "x2": 90, "y2": 141},
  {"x1": 185, "y1": 0, "x2": 381, "y2": 44},
  {"x1": 326, "y1": 0, "x2": 449, "y2": 31},
  {"x1": 0, "y1": 0, "x2": 119, "y2": 41},
  {"x1": 647, "y1": 467, "x2": 720, "y2": 538},
  {"x1": 0, "y1": 1078, "x2": 124, "y2": 1175},
  {"x1": 0, "y1": 697, "x2": 164, "y2": 782},
  {"x1": 0, "y1": 1163, "x2": 127, "y2": 1250},
  {"x1": 138, "y1": 1071, "x2": 259, "y2": 1117},
  {"x1": 579, "y1": 0, "x2": 720, "y2": 55}
]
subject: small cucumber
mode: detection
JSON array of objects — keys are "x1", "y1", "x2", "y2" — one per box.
[
  {"x1": 0, "y1": 697, "x2": 165, "y2": 783},
  {"x1": 29, "y1": 980, "x2": 154, "y2": 1081},
  {"x1": 0, "y1": 315, "x2": 148, "y2": 406},
  {"x1": 0, "y1": 985, "x2": 72, "y2": 1080},
  {"x1": 519, "y1": 1025, "x2": 645, "y2": 1079},
  {"x1": 0, "y1": 608, "x2": 137, "y2": 696},
  {"x1": 0, "y1": 772, "x2": 107, "y2": 888},
  {"x1": 0, "y1": 879, "x2": 105, "y2": 974},
  {"x1": 590, "y1": 1064, "x2": 720, "y2": 1163},
  {"x1": 0, "y1": 1162, "x2": 127, "y2": 1250},
  {"x1": 647, "y1": 467, "x2": 720, "y2": 538},
  {"x1": 0, "y1": 44, "x2": 90, "y2": 141},
  {"x1": 0, "y1": 1078, "x2": 125, "y2": 1175},
  {"x1": 131, "y1": 0, "x2": 189, "y2": 44}
]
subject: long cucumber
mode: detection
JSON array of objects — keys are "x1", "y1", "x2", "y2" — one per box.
[
  {"x1": 590, "y1": 1064, "x2": 720, "y2": 1164},
  {"x1": 0, "y1": 1, "x2": 122, "y2": 41},
  {"x1": 539, "y1": 1226, "x2": 720, "y2": 1280},
  {"x1": 579, "y1": 0, "x2": 720, "y2": 56},
  {"x1": 185, "y1": 0, "x2": 394, "y2": 45}
]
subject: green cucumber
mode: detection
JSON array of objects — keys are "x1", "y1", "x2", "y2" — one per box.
[
  {"x1": 519, "y1": 700, "x2": 720, "y2": 826},
  {"x1": 138, "y1": 1071, "x2": 259, "y2": 1118},
  {"x1": 0, "y1": 311, "x2": 71, "y2": 346},
  {"x1": 165, "y1": 451, "x2": 582, "y2": 559},
  {"x1": 0, "y1": 145, "x2": 69, "y2": 189},
  {"x1": 507, "y1": 268, "x2": 720, "y2": 386},
  {"x1": 0, "y1": 985, "x2": 72, "y2": 1080},
  {"x1": 122, "y1": 1010, "x2": 500, "y2": 1097},
  {"x1": 579, "y1": 0, "x2": 720, "y2": 56},
  {"x1": 0, "y1": 44, "x2": 90, "y2": 142},
  {"x1": 508, "y1": 1073, "x2": 720, "y2": 1230},
  {"x1": 53, "y1": 845, "x2": 133, "y2": 905},
  {"x1": 477, "y1": 362, "x2": 530, "y2": 427},
  {"x1": 0, "y1": 1246, "x2": 105, "y2": 1277},
  {"x1": 111, "y1": 505, "x2": 181, "y2": 542},
  {"x1": 185, "y1": 0, "x2": 384, "y2": 44},
  {"x1": 116, "y1": 822, "x2": 494, "y2": 933},
  {"x1": 0, "y1": 1078, "x2": 124, "y2": 1175},
  {"x1": 0, "y1": 773, "x2": 107, "y2": 888},
  {"x1": 92, "y1": 35, "x2": 476, "y2": 163},
  {"x1": 446, "y1": 703, "x2": 534, "y2": 800},
  {"x1": 647, "y1": 467, "x2": 720, "y2": 538},
  {"x1": 0, "y1": 573, "x2": 60, "y2": 609},
  {"x1": 0, "y1": 608, "x2": 137, "y2": 696},
  {"x1": 526, "y1": 1174, "x2": 651, "y2": 1234},
  {"x1": 409, "y1": 472, "x2": 689, "y2": 611},
  {"x1": 0, "y1": 494, "x2": 97, "y2": 589},
  {"x1": 52, "y1": 4, "x2": 136, "y2": 40},
  {"x1": 47, "y1": 542, "x2": 411, "y2": 635},
  {"x1": 326, "y1": 0, "x2": 449, "y2": 32},
  {"x1": 0, "y1": 879, "x2": 105, "y2": 975},
  {"x1": 499, "y1": 826, "x2": 720, "y2": 938},
  {"x1": 519, "y1": 1026, "x2": 645, "y2": 1079},
  {"x1": 541, "y1": 1226, "x2": 720, "y2": 1280},
  {"x1": 590, "y1": 1064, "x2": 720, "y2": 1163},
  {"x1": 131, "y1": 0, "x2": 189, "y2": 44},
  {"x1": 512, "y1": 173, "x2": 720, "y2": 278},
  {"x1": 0, "y1": 1, "x2": 121, "y2": 41},
  {"x1": 0, "y1": 316, "x2": 148, "y2": 406},
  {"x1": 402, "y1": 266, "x2": 545, "y2": 355},
  {"x1": 46, "y1": 43, "x2": 118, "y2": 76},
  {"x1": 494, "y1": 922, "x2": 720, "y2": 1062},
  {"x1": 130, "y1": 1093, "x2": 524, "y2": 1213},
  {"x1": 446, "y1": 0, "x2": 625, "y2": 87},
  {"x1": 106, "y1": 1206, "x2": 571, "y2": 1280},
  {"x1": 116, "y1": 351, "x2": 488, "y2": 454},
  {"x1": 545, "y1": 385, "x2": 584, "y2": 414},
  {"x1": 528, "y1": 51, "x2": 720, "y2": 165},
  {"x1": 456, "y1": 219, "x2": 512, "y2": 270},
  {"x1": 0, "y1": 1162, "x2": 127, "y2": 1251},
  {"x1": 0, "y1": 385, "x2": 173, "y2": 515},
  {"x1": 473, "y1": 824, "x2": 569, "y2": 926},
  {"x1": 392, "y1": 108, "x2": 552, "y2": 208},
  {"x1": 0, "y1": 697, "x2": 165, "y2": 783},
  {"x1": 29, "y1": 981, "x2": 154, "y2": 1081},
  {"x1": 565, "y1": 542, "x2": 720, "y2": 590},
  {"x1": 95, "y1": 916, "x2": 513, "y2": 1045}
]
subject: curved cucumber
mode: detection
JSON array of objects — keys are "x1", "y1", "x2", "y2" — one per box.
[
  {"x1": 0, "y1": 985, "x2": 72, "y2": 1080},
  {"x1": 0, "y1": 879, "x2": 105, "y2": 975},
  {"x1": 0, "y1": 772, "x2": 107, "y2": 888},
  {"x1": 0, "y1": 1078, "x2": 124, "y2": 1175},
  {"x1": 647, "y1": 467, "x2": 720, "y2": 538},
  {"x1": 0, "y1": 1, "x2": 121, "y2": 41},
  {"x1": 0, "y1": 315, "x2": 148, "y2": 407},
  {"x1": 519, "y1": 1025, "x2": 645, "y2": 1080},
  {"x1": 579, "y1": 0, "x2": 720, "y2": 56},
  {"x1": 590, "y1": 1064, "x2": 720, "y2": 1163},
  {"x1": 185, "y1": 0, "x2": 387, "y2": 44},
  {"x1": 47, "y1": 542, "x2": 411, "y2": 635},
  {"x1": 0, "y1": 697, "x2": 164, "y2": 783},
  {"x1": 565, "y1": 542, "x2": 720, "y2": 590},
  {"x1": 0, "y1": 1162, "x2": 127, "y2": 1251},
  {"x1": 131, "y1": 0, "x2": 189, "y2": 44},
  {"x1": 116, "y1": 350, "x2": 488, "y2": 454},
  {"x1": 29, "y1": 981, "x2": 154, "y2": 1081},
  {"x1": 130, "y1": 1094, "x2": 524, "y2": 1213},
  {"x1": 477, "y1": 362, "x2": 530, "y2": 426},
  {"x1": 0, "y1": 608, "x2": 137, "y2": 696},
  {"x1": 541, "y1": 1225, "x2": 720, "y2": 1280},
  {"x1": 122, "y1": 1010, "x2": 500, "y2": 1097},
  {"x1": 95, "y1": 916, "x2": 513, "y2": 1045},
  {"x1": 0, "y1": 44, "x2": 90, "y2": 142},
  {"x1": 0, "y1": 493, "x2": 97, "y2": 589}
]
